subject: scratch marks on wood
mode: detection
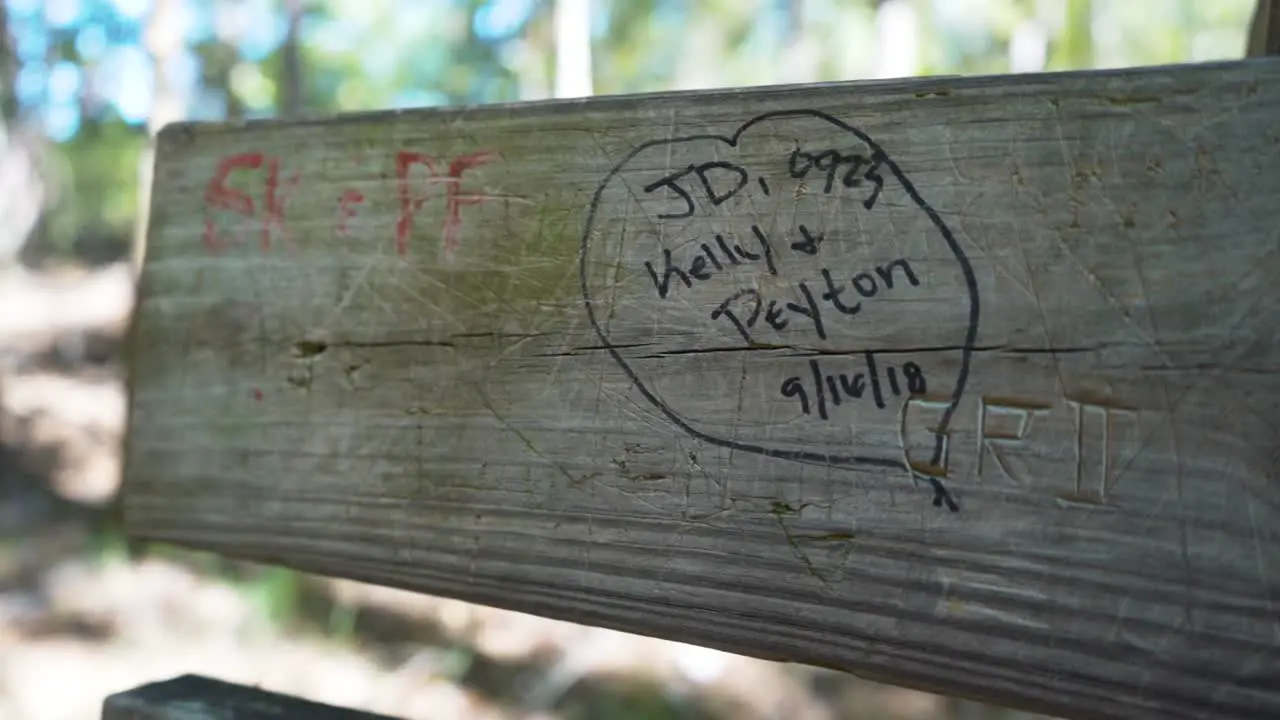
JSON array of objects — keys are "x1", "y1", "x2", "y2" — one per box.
[
  {"x1": 1045, "y1": 228, "x2": 1174, "y2": 369},
  {"x1": 133, "y1": 61, "x2": 1280, "y2": 720},
  {"x1": 966, "y1": 394, "x2": 1141, "y2": 509},
  {"x1": 978, "y1": 396, "x2": 1052, "y2": 488},
  {"x1": 769, "y1": 500, "x2": 858, "y2": 590},
  {"x1": 472, "y1": 384, "x2": 577, "y2": 488},
  {"x1": 1064, "y1": 398, "x2": 1138, "y2": 508}
]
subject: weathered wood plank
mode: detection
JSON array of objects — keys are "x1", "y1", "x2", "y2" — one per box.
[
  {"x1": 102, "y1": 675, "x2": 401, "y2": 720},
  {"x1": 124, "y1": 60, "x2": 1280, "y2": 720}
]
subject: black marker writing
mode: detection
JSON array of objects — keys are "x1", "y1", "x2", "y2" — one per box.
[
  {"x1": 790, "y1": 224, "x2": 822, "y2": 255},
  {"x1": 785, "y1": 282, "x2": 825, "y2": 340},
  {"x1": 710, "y1": 282, "x2": 827, "y2": 343},
  {"x1": 821, "y1": 268, "x2": 860, "y2": 316},
  {"x1": 643, "y1": 161, "x2": 751, "y2": 219},
  {"x1": 749, "y1": 225, "x2": 778, "y2": 275},
  {"x1": 710, "y1": 288, "x2": 761, "y2": 341},
  {"x1": 706, "y1": 258, "x2": 920, "y2": 342},
  {"x1": 780, "y1": 354, "x2": 927, "y2": 418},
  {"x1": 579, "y1": 108, "x2": 980, "y2": 516},
  {"x1": 788, "y1": 146, "x2": 886, "y2": 210},
  {"x1": 643, "y1": 248, "x2": 690, "y2": 299},
  {"x1": 644, "y1": 230, "x2": 782, "y2": 300}
]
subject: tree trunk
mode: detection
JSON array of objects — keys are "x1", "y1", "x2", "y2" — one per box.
[
  {"x1": 873, "y1": 0, "x2": 920, "y2": 79},
  {"x1": 280, "y1": 0, "x2": 304, "y2": 118},
  {"x1": 133, "y1": 0, "x2": 186, "y2": 272},
  {"x1": 1248, "y1": 0, "x2": 1280, "y2": 57},
  {"x1": 777, "y1": 0, "x2": 820, "y2": 85},
  {"x1": 0, "y1": 6, "x2": 39, "y2": 268},
  {"x1": 1058, "y1": 0, "x2": 1093, "y2": 69},
  {"x1": 0, "y1": 3, "x2": 18, "y2": 124},
  {"x1": 553, "y1": 0, "x2": 592, "y2": 98},
  {"x1": 213, "y1": 1, "x2": 246, "y2": 122}
]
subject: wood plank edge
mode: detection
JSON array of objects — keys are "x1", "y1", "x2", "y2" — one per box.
[{"x1": 150, "y1": 57, "x2": 1274, "y2": 140}]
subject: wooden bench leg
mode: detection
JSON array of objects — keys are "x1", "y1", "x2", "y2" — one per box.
[{"x1": 102, "y1": 674, "x2": 403, "y2": 720}]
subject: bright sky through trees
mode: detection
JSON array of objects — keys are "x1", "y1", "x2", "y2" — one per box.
[
  {"x1": 6, "y1": 0, "x2": 544, "y2": 140},
  {"x1": 0, "y1": 0, "x2": 1256, "y2": 265}
]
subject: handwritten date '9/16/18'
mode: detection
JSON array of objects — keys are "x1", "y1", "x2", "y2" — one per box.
[{"x1": 783, "y1": 355, "x2": 927, "y2": 420}]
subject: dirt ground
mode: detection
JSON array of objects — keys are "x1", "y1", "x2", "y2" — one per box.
[{"x1": 0, "y1": 263, "x2": 1048, "y2": 720}]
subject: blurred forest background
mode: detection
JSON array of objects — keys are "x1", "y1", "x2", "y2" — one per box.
[{"x1": 0, "y1": 1, "x2": 1261, "y2": 719}]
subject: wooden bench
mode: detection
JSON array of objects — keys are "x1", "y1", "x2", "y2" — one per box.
[{"x1": 109, "y1": 50, "x2": 1280, "y2": 720}]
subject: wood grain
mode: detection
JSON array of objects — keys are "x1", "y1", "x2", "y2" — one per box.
[
  {"x1": 123, "y1": 59, "x2": 1280, "y2": 720},
  {"x1": 101, "y1": 675, "x2": 401, "y2": 720}
]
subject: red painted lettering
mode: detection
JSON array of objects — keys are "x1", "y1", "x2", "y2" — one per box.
[
  {"x1": 203, "y1": 152, "x2": 263, "y2": 252},
  {"x1": 394, "y1": 149, "x2": 496, "y2": 257},
  {"x1": 261, "y1": 157, "x2": 301, "y2": 251},
  {"x1": 337, "y1": 188, "x2": 365, "y2": 238},
  {"x1": 203, "y1": 149, "x2": 496, "y2": 257},
  {"x1": 443, "y1": 151, "x2": 495, "y2": 256},
  {"x1": 395, "y1": 151, "x2": 438, "y2": 256},
  {"x1": 202, "y1": 152, "x2": 301, "y2": 254}
]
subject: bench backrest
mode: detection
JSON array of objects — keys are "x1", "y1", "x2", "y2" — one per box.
[{"x1": 123, "y1": 58, "x2": 1280, "y2": 720}]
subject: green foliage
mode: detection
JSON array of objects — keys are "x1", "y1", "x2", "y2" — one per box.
[
  {"x1": 5, "y1": 0, "x2": 1258, "y2": 267},
  {"x1": 556, "y1": 677, "x2": 715, "y2": 720},
  {"x1": 239, "y1": 564, "x2": 304, "y2": 628},
  {"x1": 32, "y1": 118, "x2": 142, "y2": 263},
  {"x1": 595, "y1": 0, "x2": 670, "y2": 93}
]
